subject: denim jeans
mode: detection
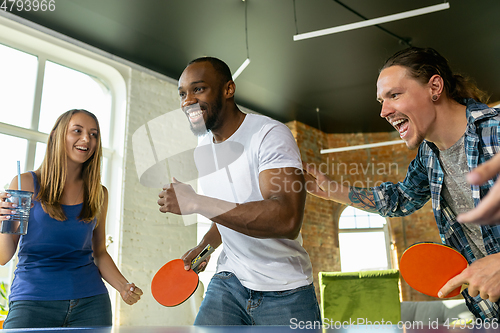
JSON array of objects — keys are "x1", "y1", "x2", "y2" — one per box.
[
  {"x1": 3, "y1": 293, "x2": 112, "y2": 328},
  {"x1": 195, "y1": 271, "x2": 321, "y2": 325}
]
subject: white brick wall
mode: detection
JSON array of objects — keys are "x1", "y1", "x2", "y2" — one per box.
[{"x1": 118, "y1": 69, "x2": 199, "y2": 326}]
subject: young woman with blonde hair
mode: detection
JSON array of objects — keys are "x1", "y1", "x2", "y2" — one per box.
[{"x1": 0, "y1": 109, "x2": 142, "y2": 328}]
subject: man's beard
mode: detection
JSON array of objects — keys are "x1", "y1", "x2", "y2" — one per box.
[
  {"x1": 405, "y1": 133, "x2": 425, "y2": 150},
  {"x1": 190, "y1": 93, "x2": 223, "y2": 136}
]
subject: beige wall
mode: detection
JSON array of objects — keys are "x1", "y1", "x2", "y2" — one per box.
[{"x1": 117, "y1": 69, "x2": 200, "y2": 325}]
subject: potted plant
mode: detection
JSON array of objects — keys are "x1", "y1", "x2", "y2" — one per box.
[{"x1": 0, "y1": 282, "x2": 7, "y2": 329}]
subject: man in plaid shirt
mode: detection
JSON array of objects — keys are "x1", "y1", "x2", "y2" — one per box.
[{"x1": 304, "y1": 47, "x2": 500, "y2": 320}]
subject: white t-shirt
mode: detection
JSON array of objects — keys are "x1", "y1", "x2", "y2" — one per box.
[{"x1": 195, "y1": 114, "x2": 313, "y2": 291}]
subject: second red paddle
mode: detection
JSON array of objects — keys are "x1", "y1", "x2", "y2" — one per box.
[{"x1": 400, "y1": 242, "x2": 468, "y2": 298}]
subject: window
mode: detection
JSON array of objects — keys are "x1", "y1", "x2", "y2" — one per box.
[
  {"x1": 0, "y1": 43, "x2": 37, "y2": 129},
  {"x1": 39, "y1": 61, "x2": 112, "y2": 145},
  {"x1": 338, "y1": 206, "x2": 391, "y2": 272}
]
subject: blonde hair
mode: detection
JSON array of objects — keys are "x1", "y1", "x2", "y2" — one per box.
[{"x1": 36, "y1": 109, "x2": 104, "y2": 222}]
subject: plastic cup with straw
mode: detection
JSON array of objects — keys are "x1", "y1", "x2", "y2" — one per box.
[{"x1": 0, "y1": 161, "x2": 32, "y2": 235}]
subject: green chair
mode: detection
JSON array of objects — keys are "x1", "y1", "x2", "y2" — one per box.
[{"x1": 319, "y1": 269, "x2": 401, "y2": 324}]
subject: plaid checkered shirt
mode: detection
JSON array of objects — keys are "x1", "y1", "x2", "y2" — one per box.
[{"x1": 373, "y1": 99, "x2": 500, "y2": 320}]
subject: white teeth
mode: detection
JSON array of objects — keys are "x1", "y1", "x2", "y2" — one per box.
[
  {"x1": 392, "y1": 119, "x2": 406, "y2": 127},
  {"x1": 400, "y1": 130, "x2": 408, "y2": 138},
  {"x1": 188, "y1": 110, "x2": 203, "y2": 119},
  {"x1": 76, "y1": 146, "x2": 88, "y2": 151}
]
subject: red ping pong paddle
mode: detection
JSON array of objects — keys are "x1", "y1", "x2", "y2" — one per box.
[
  {"x1": 151, "y1": 244, "x2": 215, "y2": 307},
  {"x1": 400, "y1": 242, "x2": 468, "y2": 298}
]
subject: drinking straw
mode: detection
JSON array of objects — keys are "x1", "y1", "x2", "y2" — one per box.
[{"x1": 17, "y1": 160, "x2": 21, "y2": 190}]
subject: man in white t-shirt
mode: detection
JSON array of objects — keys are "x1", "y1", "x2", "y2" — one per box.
[{"x1": 157, "y1": 57, "x2": 320, "y2": 325}]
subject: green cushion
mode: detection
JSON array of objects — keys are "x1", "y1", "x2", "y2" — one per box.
[{"x1": 319, "y1": 269, "x2": 401, "y2": 323}]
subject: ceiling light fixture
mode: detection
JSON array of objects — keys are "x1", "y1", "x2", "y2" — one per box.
[
  {"x1": 233, "y1": 0, "x2": 250, "y2": 80},
  {"x1": 332, "y1": 0, "x2": 411, "y2": 46},
  {"x1": 233, "y1": 58, "x2": 251, "y2": 80},
  {"x1": 293, "y1": 3, "x2": 450, "y2": 41},
  {"x1": 320, "y1": 140, "x2": 405, "y2": 154}
]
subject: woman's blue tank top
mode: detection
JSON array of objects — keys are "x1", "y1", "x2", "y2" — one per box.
[{"x1": 9, "y1": 172, "x2": 108, "y2": 301}]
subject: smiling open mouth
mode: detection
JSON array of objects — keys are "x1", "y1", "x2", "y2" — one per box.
[
  {"x1": 188, "y1": 109, "x2": 203, "y2": 119},
  {"x1": 183, "y1": 104, "x2": 205, "y2": 123},
  {"x1": 392, "y1": 119, "x2": 409, "y2": 138},
  {"x1": 75, "y1": 146, "x2": 88, "y2": 151}
]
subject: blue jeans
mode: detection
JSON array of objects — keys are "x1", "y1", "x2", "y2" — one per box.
[
  {"x1": 3, "y1": 293, "x2": 112, "y2": 328},
  {"x1": 195, "y1": 271, "x2": 321, "y2": 325}
]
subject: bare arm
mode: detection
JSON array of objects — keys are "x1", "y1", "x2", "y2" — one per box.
[
  {"x1": 158, "y1": 167, "x2": 306, "y2": 240},
  {"x1": 302, "y1": 162, "x2": 378, "y2": 213},
  {"x1": 92, "y1": 186, "x2": 143, "y2": 305}
]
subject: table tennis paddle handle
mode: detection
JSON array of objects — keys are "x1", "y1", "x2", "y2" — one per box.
[{"x1": 191, "y1": 244, "x2": 215, "y2": 273}]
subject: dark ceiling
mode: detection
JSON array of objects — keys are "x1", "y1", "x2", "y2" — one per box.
[{"x1": 10, "y1": 0, "x2": 500, "y2": 133}]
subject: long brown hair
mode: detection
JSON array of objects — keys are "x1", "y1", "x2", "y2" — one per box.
[
  {"x1": 36, "y1": 109, "x2": 104, "y2": 222},
  {"x1": 381, "y1": 47, "x2": 489, "y2": 104}
]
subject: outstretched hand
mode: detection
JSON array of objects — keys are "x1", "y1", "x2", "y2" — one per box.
[
  {"x1": 302, "y1": 162, "x2": 332, "y2": 200},
  {"x1": 457, "y1": 153, "x2": 500, "y2": 224}
]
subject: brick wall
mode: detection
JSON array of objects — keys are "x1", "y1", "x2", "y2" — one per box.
[{"x1": 288, "y1": 120, "x2": 442, "y2": 302}]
